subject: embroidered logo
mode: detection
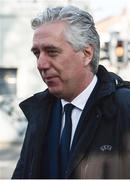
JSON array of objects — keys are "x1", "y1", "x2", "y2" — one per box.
[{"x1": 100, "y1": 145, "x2": 112, "y2": 151}]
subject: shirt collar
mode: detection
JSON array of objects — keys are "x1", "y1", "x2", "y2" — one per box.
[{"x1": 61, "y1": 75, "x2": 98, "y2": 110}]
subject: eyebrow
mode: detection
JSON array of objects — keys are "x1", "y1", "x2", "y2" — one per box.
[{"x1": 31, "y1": 45, "x2": 62, "y2": 53}]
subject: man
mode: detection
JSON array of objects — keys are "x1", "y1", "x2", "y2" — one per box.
[{"x1": 12, "y1": 5, "x2": 130, "y2": 179}]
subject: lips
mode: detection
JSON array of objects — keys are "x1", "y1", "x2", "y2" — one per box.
[
  {"x1": 45, "y1": 76, "x2": 54, "y2": 80},
  {"x1": 41, "y1": 71, "x2": 59, "y2": 83},
  {"x1": 47, "y1": 76, "x2": 59, "y2": 82},
  {"x1": 44, "y1": 75, "x2": 59, "y2": 84}
]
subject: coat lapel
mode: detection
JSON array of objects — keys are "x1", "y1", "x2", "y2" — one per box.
[
  {"x1": 32, "y1": 93, "x2": 56, "y2": 178},
  {"x1": 66, "y1": 104, "x2": 102, "y2": 177},
  {"x1": 20, "y1": 91, "x2": 57, "y2": 178}
]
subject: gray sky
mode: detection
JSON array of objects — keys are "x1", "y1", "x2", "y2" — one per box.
[{"x1": 89, "y1": 0, "x2": 129, "y2": 21}]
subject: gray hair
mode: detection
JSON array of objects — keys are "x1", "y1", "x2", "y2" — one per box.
[{"x1": 31, "y1": 6, "x2": 100, "y2": 73}]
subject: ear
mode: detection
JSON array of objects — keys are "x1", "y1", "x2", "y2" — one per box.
[{"x1": 83, "y1": 45, "x2": 94, "y2": 66}]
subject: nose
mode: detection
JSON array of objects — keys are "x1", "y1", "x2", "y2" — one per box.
[{"x1": 37, "y1": 52, "x2": 50, "y2": 70}]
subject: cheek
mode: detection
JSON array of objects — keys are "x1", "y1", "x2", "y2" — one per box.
[
  {"x1": 61, "y1": 64, "x2": 79, "y2": 83},
  {"x1": 68, "y1": 58, "x2": 84, "y2": 76},
  {"x1": 51, "y1": 52, "x2": 83, "y2": 79}
]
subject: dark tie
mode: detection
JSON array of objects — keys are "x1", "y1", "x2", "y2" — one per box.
[{"x1": 60, "y1": 103, "x2": 74, "y2": 177}]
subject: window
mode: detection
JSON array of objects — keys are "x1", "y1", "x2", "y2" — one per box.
[{"x1": 0, "y1": 68, "x2": 17, "y2": 95}]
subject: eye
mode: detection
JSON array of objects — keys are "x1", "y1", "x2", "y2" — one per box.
[
  {"x1": 47, "y1": 50, "x2": 59, "y2": 57},
  {"x1": 32, "y1": 50, "x2": 40, "y2": 59}
]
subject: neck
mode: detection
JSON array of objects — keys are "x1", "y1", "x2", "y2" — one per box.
[{"x1": 64, "y1": 73, "x2": 95, "y2": 102}]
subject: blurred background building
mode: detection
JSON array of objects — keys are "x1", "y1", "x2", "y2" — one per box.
[{"x1": 0, "y1": 0, "x2": 130, "y2": 178}]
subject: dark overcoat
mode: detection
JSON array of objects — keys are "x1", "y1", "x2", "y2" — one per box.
[{"x1": 12, "y1": 65, "x2": 130, "y2": 179}]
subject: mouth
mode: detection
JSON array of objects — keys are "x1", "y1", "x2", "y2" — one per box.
[
  {"x1": 41, "y1": 72, "x2": 60, "y2": 85},
  {"x1": 44, "y1": 75, "x2": 59, "y2": 85},
  {"x1": 45, "y1": 75, "x2": 57, "y2": 80}
]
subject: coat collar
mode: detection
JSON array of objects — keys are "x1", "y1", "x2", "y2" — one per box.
[
  {"x1": 19, "y1": 65, "x2": 122, "y2": 121},
  {"x1": 19, "y1": 89, "x2": 56, "y2": 121},
  {"x1": 19, "y1": 65, "x2": 116, "y2": 166}
]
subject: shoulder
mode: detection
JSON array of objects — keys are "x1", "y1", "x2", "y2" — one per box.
[
  {"x1": 114, "y1": 81, "x2": 130, "y2": 105},
  {"x1": 20, "y1": 89, "x2": 54, "y2": 107},
  {"x1": 105, "y1": 70, "x2": 130, "y2": 109},
  {"x1": 108, "y1": 70, "x2": 130, "y2": 104},
  {"x1": 19, "y1": 89, "x2": 56, "y2": 121},
  {"x1": 112, "y1": 80, "x2": 130, "y2": 129}
]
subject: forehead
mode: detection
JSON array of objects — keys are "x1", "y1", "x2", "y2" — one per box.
[{"x1": 33, "y1": 21, "x2": 67, "y2": 46}]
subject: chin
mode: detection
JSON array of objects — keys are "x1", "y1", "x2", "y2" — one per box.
[{"x1": 48, "y1": 87, "x2": 63, "y2": 98}]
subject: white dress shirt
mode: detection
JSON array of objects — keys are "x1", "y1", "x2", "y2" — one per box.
[{"x1": 61, "y1": 75, "x2": 98, "y2": 148}]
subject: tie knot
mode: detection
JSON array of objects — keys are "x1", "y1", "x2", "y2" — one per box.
[{"x1": 64, "y1": 103, "x2": 74, "y2": 116}]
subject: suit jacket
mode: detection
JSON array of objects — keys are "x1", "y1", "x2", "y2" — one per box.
[{"x1": 12, "y1": 65, "x2": 130, "y2": 179}]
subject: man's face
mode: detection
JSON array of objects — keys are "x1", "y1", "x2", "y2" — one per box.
[{"x1": 31, "y1": 22, "x2": 93, "y2": 101}]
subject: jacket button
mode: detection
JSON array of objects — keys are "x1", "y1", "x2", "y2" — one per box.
[{"x1": 96, "y1": 113, "x2": 100, "y2": 118}]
